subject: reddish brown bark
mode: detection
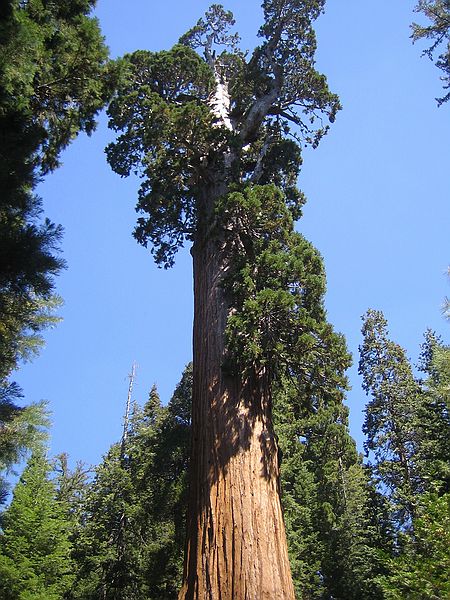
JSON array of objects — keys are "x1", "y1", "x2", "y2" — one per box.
[{"x1": 179, "y1": 228, "x2": 295, "y2": 600}]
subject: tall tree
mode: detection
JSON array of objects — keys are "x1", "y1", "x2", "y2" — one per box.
[
  {"x1": 0, "y1": 0, "x2": 114, "y2": 404},
  {"x1": 0, "y1": 0, "x2": 114, "y2": 501},
  {"x1": 275, "y1": 378, "x2": 385, "y2": 600},
  {"x1": 416, "y1": 331, "x2": 450, "y2": 492},
  {"x1": 70, "y1": 369, "x2": 191, "y2": 600},
  {"x1": 0, "y1": 451, "x2": 74, "y2": 600},
  {"x1": 359, "y1": 311, "x2": 450, "y2": 600},
  {"x1": 106, "y1": 2, "x2": 340, "y2": 596},
  {"x1": 412, "y1": 1, "x2": 450, "y2": 104},
  {"x1": 359, "y1": 309, "x2": 423, "y2": 531}
]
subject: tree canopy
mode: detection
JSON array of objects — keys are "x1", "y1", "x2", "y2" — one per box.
[{"x1": 413, "y1": 0, "x2": 450, "y2": 104}]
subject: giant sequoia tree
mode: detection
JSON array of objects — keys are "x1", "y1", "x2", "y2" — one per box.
[{"x1": 107, "y1": 2, "x2": 341, "y2": 597}]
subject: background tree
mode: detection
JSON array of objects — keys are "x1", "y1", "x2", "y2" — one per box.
[
  {"x1": 70, "y1": 367, "x2": 191, "y2": 600},
  {"x1": 0, "y1": 0, "x2": 115, "y2": 505},
  {"x1": 0, "y1": 399, "x2": 49, "y2": 504},
  {"x1": 275, "y1": 378, "x2": 385, "y2": 600},
  {"x1": 106, "y1": 2, "x2": 341, "y2": 595},
  {"x1": 416, "y1": 331, "x2": 450, "y2": 492},
  {"x1": 359, "y1": 309, "x2": 423, "y2": 531},
  {"x1": 0, "y1": 450, "x2": 74, "y2": 600},
  {"x1": 359, "y1": 311, "x2": 450, "y2": 599},
  {"x1": 412, "y1": 0, "x2": 450, "y2": 104},
  {"x1": 0, "y1": 0, "x2": 114, "y2": 405},
  {"x1": 379, "y1": 492, "x2": 450, "y2": 600}
]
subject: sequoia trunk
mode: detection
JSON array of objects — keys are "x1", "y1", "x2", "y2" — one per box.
[{"x1": 179, "y1": 230, "x2": 295, "y2": 599}]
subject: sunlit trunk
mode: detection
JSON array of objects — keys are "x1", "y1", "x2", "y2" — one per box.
[{"x1": 178, "y1": 223, "x2": 295, "y2": 599}]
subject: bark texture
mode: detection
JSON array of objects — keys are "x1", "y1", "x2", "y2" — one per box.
[{"x1": 179, "y1": 228, "x2": 295, "y2": 600}]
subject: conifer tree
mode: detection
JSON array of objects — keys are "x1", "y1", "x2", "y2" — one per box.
[
  {"x1": 359, "y1": 311, "x2": 450, "y2": 599},
  {"x1": 0, "y1": 0, "x2": 115, "y2": 406},
  {"x1": 0, "y1": 0, "x2": 115, "y2": 507},
  {"x1": 380, "y1": 492, "x2": 450, "y2": 599},
  {"x1": 412, "y1": 1, "x2": 450, "y2": 104},
  {"x1": 275, "y1": 379, "x2": 384, "y2": 600},
  {"x1": 417, "y1": 332, "x2": 450, "y2": 492},
  {"x1": 0, "y1": 399, "x2": 49, "y2": 504},
  {"x1": 0, "y1": 451, "x2": 74, "y2": 600},
  {"x1": 359, "y1": 309, "x2": 423, "y2": 530},
  {"x1": 106, "y1": 2, "x2": 342, "y2": 595},
  {"x1": 70, "y1": 368, "x2": 192, "y2": 600}
]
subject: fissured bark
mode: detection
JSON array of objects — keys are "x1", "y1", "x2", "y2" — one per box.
[{"x1": 179, "y1": 228, "x2": 295, "y2": 600}]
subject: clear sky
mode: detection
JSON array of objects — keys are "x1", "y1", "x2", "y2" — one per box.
[{"x1": 15, "y1": 0, "x2": 450, "y2": 471}]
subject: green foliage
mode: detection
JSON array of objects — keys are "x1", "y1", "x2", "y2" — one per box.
[
  {"x1": 0, "y1": 0, "x2": 114, "y2": 172},
  {"x1": 417, "y1": 332, "x2": 450, "y2": 493},
  {"x1": 69, "y1": 442, "x2": 139, "y2": 600},
  {"x1": 70, "y1": 366, "x2": 192, "y2": 600},
  {"x1": 275, "y1": 379, "x2": 385, "y2": 600},
  {"x1": 53, "y1": 452, "x2": 91, "y2": 531},
  {"x1": 0, "y1": 451, "x2": 74, "y2": 599},
  {"x1": 106, "y1": 45, "x2": 217, "y2": 267},
  {"x1": 0, "y1": 0, "x2": 114, "y2": 407},
  {"x1": 257, "y1": 0, "x2": 340, "y2": 142},
  {"x1": 379, "y1": 492, "x2": 450, "y2": 599},
  {"x1": 0, "y1": 399, "x2": 49, "y2": 504},
  {"x1": 220, "y1": 184, "x2": 350, "y2": 392},
  {"x1": 0, "y1": 295, "x2": 62, "y2": 382},
  {"x1": 106, "y1": 2, "x2": 340, "y2": 267},
  {"x1": 412, "y1": 1, "x2": 450, "y2": 104},
  {"x1": 359, "y1": 311, "x2": 450, "y2": 598},
  {"x1": 359, "y1": 309, "x2": 423, "y2": 528}
]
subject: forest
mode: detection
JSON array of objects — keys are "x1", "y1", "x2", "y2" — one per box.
[{"x1": 0, "y1": 1, "x2": 449, "y2": 599}]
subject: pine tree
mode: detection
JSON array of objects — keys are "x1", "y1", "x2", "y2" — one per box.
[
  {"x1": 275, "y1": 378, "x2": 384, "y2": 600},
  {"x1": 69, "y1": 442, "x2": 140, "y2": 599},
  {"x1": 0, "y1": 0, "x2": 116, "y2": 509},
  {"x1": 0, "y1": 0, "x2": 115, "y2": 405},
  {"x1": 106, "y1": 3, "x2": 341, "y2": 593},
  {"x1": 0, "y1": 399, "x2": 49, "y2": 504},
  {"x1": 379, "y1": 492, "x2": 450, "y2": 599},
  {"x1": 131, "y1": 369, "x2": 191, "y2": 598},
  {"x1": 417, "y1": 332, "x2": 450, "y2": 492},
  {"x1": 359, "y1": 311, "x2": 450, "y2": 599},
  {"x1": 412, "y1": 1, "x2": 450, "y2": 104},
  {"x1": 70, "y1": 367, "x2": 192, "y2": 600},
  {"x1": 359, "y1": 309, "x2": 423, "y2": 531},
  {"x1": 0, "y1": 451, "x2": 74, "y2": 600}
]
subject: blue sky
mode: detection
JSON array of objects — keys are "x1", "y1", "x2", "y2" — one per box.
[{"x1": 16, "y1": 0, "x2": 450, "y2": 470}]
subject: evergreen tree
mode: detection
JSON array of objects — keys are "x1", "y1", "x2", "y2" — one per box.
[
  {"x1": 412, "y1": 1, "x2": 450, "y2": 104},
  {"x1": 379, "y1": 492, "x2": 450, "y2": 599},
  {"x1": 70, "y1": 367, "x2": 192, "y2": 600},
  {"x1": 69, "y1": 442, "x2": 139, "y2": 600},
  {"x1": 359, "y1": 311, "x2": 450, "y2": 599},
  {"x1": 359, "y1": 309, "x2": 423, "y2": 530},
  {"x1": 0, "y1": 399, "x2": 49, "y2": 504},
  {"x1": 0, "y1": 0, "x2": 115, "y2": 505},
  {"x1": 275, "y1": 379, "x2": 384, "y2": 600},
  {"x1": 106, "y1": 2, "x2": 341, "y2": 593},
  {"x1": 417, "y1": 332, "x2": 450, "y2": 492},
  {"x1": 0, "y1": 0, "x2": 115, "y2": 405},
  {"x1": 131, "y1": 370, "x2": 191, "y2": 598},
  {"x1": 0, "y1": 451, "x2": 74, "y2": 600}
]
